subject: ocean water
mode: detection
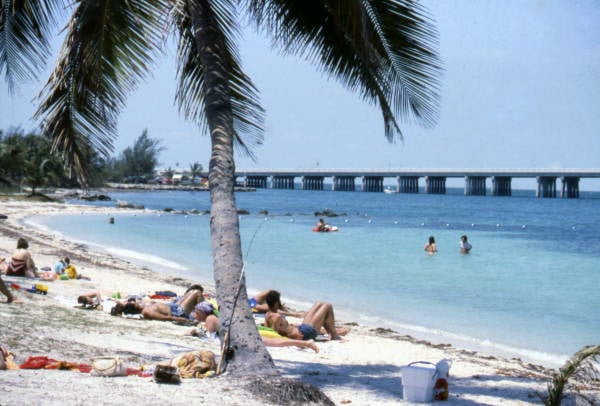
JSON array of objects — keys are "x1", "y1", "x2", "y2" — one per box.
[{"x1": 29, "y1": 188, "x2": 600, "y2": 368}]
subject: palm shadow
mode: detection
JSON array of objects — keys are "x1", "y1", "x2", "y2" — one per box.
[{"x1": 274, "y1": 359, "x2": 548, "y2": 404}]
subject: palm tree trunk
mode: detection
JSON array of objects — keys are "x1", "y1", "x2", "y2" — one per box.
[{"x1": 188, "y1": 0, "x2": 276, "y2": 376}]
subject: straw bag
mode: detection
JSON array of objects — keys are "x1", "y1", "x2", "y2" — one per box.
[{"x1": 90, "y1": 356, "x2": 127, "y2": 377}]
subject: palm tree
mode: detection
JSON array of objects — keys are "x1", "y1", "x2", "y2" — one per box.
[
  {"x1": 189, "y1": 161, "x2": 203, "y2": 179},
  {"x1": 542, "y1": 345, "x2": 600, "y2": 405},
  {"x1": 22, "y1": 157, "x2": 59, "y2": 196},
  {"x1": 121, "y1": 129, "x2": 164, "y2": 181},
  {"x1": 1, "y1": 0, "x2": 441, "y2": 376}
]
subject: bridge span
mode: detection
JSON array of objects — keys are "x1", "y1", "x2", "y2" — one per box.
[{"x1": 230, "y1": 169, "x2": 600, "y2": 198}]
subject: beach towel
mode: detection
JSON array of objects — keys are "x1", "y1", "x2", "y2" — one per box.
[
  {"x1": 154, "y1": 290, "x2": 177, "y2": 297},
  {"x1": 258, "y1": 325, "x2": 287, "y2": 339},
  {"x1": 149, "y1": 294, "x2": 173, "y2": 300},
  {"x1": 19, "y1": 356, "x2": 83, "y2": 371}
]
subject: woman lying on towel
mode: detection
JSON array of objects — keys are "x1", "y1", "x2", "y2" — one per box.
[
  {"x1": 189, "y1": 303, "x2": 319, "y2": 353},
  {"x1": 1, "y1": 238, "x2": 38, "y2": 278}
]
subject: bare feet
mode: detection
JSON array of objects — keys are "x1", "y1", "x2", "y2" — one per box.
[{"x1": 331, "y1": 326, "x2": 351, "y2": 340}]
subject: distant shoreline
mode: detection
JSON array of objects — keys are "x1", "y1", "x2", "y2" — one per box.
[{"x1": 103, "y1": 183, "x2": 256, "y2": 192}]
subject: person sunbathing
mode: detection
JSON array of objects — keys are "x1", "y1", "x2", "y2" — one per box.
[
  {"x1": 121, "y1": 300, "x2": 192, "y2": 323},
  {"x1": 188, "y1": 304, "x2": 319, "y2": 353},
  {"x1": 249, "y1": 289, "x2": 304, "y2": 317},
  {"x1": 76, "y1": 291, "x2": 118, "y2": 312},
  {"x1": 190, "y1": 301, "x2": 219, "y2": 337},
  {"x1": 264, "y1": 290, "x2": 350, "y2": 341},
  {"x1": 175, "y1": 285, "x2": 205, "y2": 315},
  {"x1": 117, "y1": 288, "x2": 201, "y2": 322}
]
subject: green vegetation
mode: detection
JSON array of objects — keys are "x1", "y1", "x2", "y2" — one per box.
[
  {"x1": 104, "y1": 129, "x2": 164, "y2": 183},
  {"x1": 542, "y1": 345, "x2": 600, "y2": 405},
  {"x1": 0, "y1": 128, "x2": 165, "y2": 189},
  {"x1": 0, "y1": 128, "x2": 77, "y2": 193}
]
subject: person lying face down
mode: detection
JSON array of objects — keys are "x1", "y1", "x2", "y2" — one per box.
[{"x1": 264, "y1": 291, "x2": 350, "y2": 341}]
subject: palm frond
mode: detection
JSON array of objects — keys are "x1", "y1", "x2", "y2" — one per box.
[
  {"x1": 543, "y1": 344, "x2": 600, "y2": 406},
  {"x1": 171, "y1": 0, "x2": 265, "y2": 159},
  {"x1": 34, "y1": 0, "x2": 167, "y2": 185},
  {"x1": 246, "y1": 0, "x2": 442, "y2": 142},
  {"x1": 0, "y1": 0, "x2": 63, "y2": 92}
]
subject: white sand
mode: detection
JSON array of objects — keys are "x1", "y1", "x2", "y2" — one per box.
[{"x1": 0, "y1": 198, "x2": 597, "y2": 405}]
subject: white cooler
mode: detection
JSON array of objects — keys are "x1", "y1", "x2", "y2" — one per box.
[{"x1": 401, "y1": 361, "x2": 438, "y2": 403}]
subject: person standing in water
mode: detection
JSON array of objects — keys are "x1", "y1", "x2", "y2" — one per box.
[
  {"x1": 424, "y1": 236, "x2": 437, "y2": 255},
  {"x1": 459, "y1": 235, "x2": 472, "y2": 254}
]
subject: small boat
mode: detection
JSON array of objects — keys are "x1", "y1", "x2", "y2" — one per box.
[{"x1": 384, "y1": 186, "x2": 396, "y2": 194}]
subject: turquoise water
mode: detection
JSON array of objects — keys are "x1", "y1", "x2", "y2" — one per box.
[{"x1": 29, "y1": 188, "x2": 600, "y2": 367}]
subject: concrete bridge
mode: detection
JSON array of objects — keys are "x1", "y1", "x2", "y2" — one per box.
[{"x1": 228, "y1": 169, "x2": 600, "y2": 198}]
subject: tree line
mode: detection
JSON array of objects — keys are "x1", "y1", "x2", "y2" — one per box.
[{"x1": 0, "y1": 127, "x2": 202, "y2": 193}]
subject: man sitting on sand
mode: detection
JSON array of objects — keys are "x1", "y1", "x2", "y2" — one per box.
[
  {"x1": 264, "y1": 291, "x2": 350, "y2": 341},
  {"x1": 249, "y1": 289, "x2": 304, "y2": 317}
]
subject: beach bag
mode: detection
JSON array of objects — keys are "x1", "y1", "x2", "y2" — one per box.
[
  {"x1": 170, "y1": 350, "x2": 216, "y2": 379},
  {"x1": 90, "y1": 356, "x2": 127, "y2": 377}
]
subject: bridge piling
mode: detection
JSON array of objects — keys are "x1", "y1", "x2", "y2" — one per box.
[
  {"x1": 397, "y1": 176, "x2": 419, "y2": 193},
  {"x1": 465, "y1": 176, "x2": 487, "y2": 196},
  {"x1": 425, "y1": 176, "x2": 446, "y2": 194},
  {"x1": 537, "y1": 176, "x2": 557, "y2": 198},
  {"x1": 301, "y1": 176, "x2": 324, "y2": 190},
  {"x1": 492, "y1": 176, "x2": 512, "y2": 196},
  {"x1": 333, "y1": 176, "x2": 355, "y2": 191},
  {"x1": 561, "y1": 177, "x2": 580, "y2": 198},
  {"x1": 362, "y1": 176, "x2": 384, "y2": 192}
]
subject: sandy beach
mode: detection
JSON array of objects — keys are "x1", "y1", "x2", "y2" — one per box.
[{"x1": 0, "y1": 198, "x2": 597, "y2": 405}]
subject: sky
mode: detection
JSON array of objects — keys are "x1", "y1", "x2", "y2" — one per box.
[{"x1": 1, "y1": 1, "x2": 600, "y2": 189}]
